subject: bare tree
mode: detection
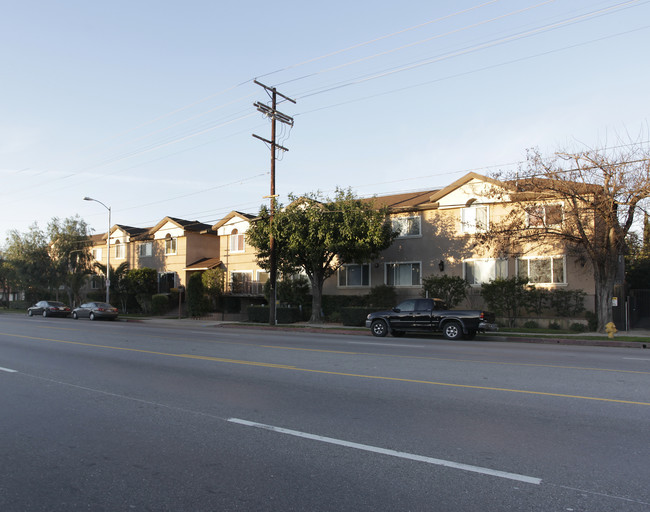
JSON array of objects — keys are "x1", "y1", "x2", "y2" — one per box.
[{"x1": 476, "y1": 141, "x2": 650, "y2": 332}]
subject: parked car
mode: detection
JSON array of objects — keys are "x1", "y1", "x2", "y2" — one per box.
[
  {"x1": 72, "y1": 302, "x2": 119, "y2": 321},
  {"x1": 27, "y1": 301, "x2": 72, "y2": 318},
  {"x1": 366, "y1": 298, "x2": 497, "y2": 340}
]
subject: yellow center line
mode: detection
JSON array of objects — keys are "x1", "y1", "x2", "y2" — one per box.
[{"x1": 2, "y1": 331, "x2": 649, "y2": 406}]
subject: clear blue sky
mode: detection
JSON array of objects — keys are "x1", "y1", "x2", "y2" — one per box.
[{"x1": 1, "y1": 0, "x2": 649, "y2": 240}]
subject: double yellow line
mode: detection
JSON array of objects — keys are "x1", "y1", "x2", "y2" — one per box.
[{"x1": 3, "y1": 331, "x2": 649, "y2": 406}]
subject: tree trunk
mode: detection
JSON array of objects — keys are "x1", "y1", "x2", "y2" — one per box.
[
  {"x1": 594, "y1": 270, "x2": 616, "y2": 333},
  {"x1": 309, "y1": 274, "x2": 325, "y2": 324}
]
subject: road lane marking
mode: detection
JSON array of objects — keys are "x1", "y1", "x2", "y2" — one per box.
[
  {"x1": 623, "y1": 357, "x2": 650, "y2": 361},
  {"x1": 0, "y1": 366, "x2": 17, "y2": 373},
  {"x1": 228, "y1": 418, "x2": 542, "y2": 485},
  {"x1": 348, "y1": 341, "x2": 426, "y2": 348},
  {"x1": 2, "y1": 331, "x2": 649, "y2": 406}
]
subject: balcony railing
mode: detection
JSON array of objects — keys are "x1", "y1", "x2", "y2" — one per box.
[{"x1": 227, "y1": 280, "x2": 266, "y2": 296}]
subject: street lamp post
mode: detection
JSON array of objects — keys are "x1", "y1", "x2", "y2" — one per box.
[{"x1": 84, "y1": 197, "x2": 111, "y2": 304}]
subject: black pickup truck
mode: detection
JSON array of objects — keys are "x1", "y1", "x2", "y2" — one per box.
[{"x1": 365, "y1": 298, "x2": 497, "y2": 340}]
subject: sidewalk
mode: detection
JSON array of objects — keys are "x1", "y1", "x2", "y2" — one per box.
[{"x1": 129, "y1": 316, "x2": 650, "y2": 348}]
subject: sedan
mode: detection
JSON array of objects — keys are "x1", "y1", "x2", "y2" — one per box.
[
  {"x1": 72, "y1": 302, "x2": 119, "y2": 321},
  {"x1": 27, "y1": 301, "x2": 72, "y2": 318}
]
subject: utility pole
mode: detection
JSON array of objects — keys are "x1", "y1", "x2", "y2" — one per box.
[{"x1": 252, "y1": 80, "x2": 295, "y2": 326}]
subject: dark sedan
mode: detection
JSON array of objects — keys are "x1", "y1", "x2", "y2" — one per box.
[
  {"x1": 72, "y1": 302, "x2": 119, "y2": 321},
  {"x1": 27, "y1": 301, "x2": 72, "y2": 318}
]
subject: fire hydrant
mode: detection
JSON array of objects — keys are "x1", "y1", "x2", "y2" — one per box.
[{"x1": 605, "y1": 322, "x2": 617, "y2": 339}]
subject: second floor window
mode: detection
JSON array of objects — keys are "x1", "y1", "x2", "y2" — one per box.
[
  {"x1": 165, "y1": 235, "x2": 177, "y2": 255},
  {"x1": 461, "y1": 205, "x2": 488, "y2": 233},
  {"x1": 230, "y1": 229, "x2": 245, "y2": 252},
  {"x1": 391, "y1": 215, "x2": 421, "y2": 238},
  {"x1": 526, "y1": 204, "x2": 563, "y2": 228},
  {"x1": 139, "y1": 242, "x2": 153, "y2": 257},
  {"x1": 338, "y1": 264, "x2": 370, "y2": 287},
  {"x1": 114, "y1": 241, "x2": 124, "y2": 259}
]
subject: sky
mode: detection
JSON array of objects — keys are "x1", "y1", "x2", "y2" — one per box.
[{"x1": 1, "y1": 0, "x2": 649, "y2": 241}]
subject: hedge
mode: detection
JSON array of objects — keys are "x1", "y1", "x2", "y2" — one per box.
[
  {"x1": 248, "y1": 306, "x2": 302, "y2": 324},
  {"x1": 340, "y1": 307, "x2": 376, "y2": 326}
]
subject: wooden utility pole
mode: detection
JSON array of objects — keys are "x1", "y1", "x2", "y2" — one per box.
[{"x1": 252, "y1": 80, "x2": 295, "y2": 326}]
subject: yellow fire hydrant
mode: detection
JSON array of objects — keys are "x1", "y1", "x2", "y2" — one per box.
[{"x1": 605, "y1": 322, "x2": 617, "y2": 339}]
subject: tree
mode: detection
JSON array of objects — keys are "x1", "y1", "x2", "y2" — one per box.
[
  {"x1": 122, "y1": 267, "x2": 157, "y2": 313},
  {"x1": 3, "y1": 223, "x2": 52, "y2": 303},
  {"x1": 187, "y1": 272, "x2": 208, "y2": 317},
  {"x1": 48, "y1": 216, "x2": 93, "y2": 306},
  {"x1": 476, "y1": 143, "x2": 650, "y2": 332},
  {"x1": 421, "y1": 274, "x2": 469, "y2": 308},
  {"x1": 247, "y1": 188, "x2": 397, "y2": 323},
  {"x1": 94, "y1": 261, "x2": 130, "y2": 308},
  {"x1": 202, "y1": 268, "x2": 225, "y2": 310}
]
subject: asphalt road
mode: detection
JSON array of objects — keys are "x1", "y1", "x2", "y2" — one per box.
[{"x1": 1, "y1": 314, "x2": 649, "y2": 511}]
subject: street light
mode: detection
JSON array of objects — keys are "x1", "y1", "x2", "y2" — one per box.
[{"x1": 84, "y1": 196, "x2": 111, "y2": 304}]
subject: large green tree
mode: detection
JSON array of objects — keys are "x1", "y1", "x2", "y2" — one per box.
[
  {"x1": 247, "y1": 188, "x2": 397, "y2": 323},
  {"x1": 3, "y1": 223, "x2": 52, "y2": 303},
  {"x1": 48, "y1": 216, "x2": 93, "y2": 306}
]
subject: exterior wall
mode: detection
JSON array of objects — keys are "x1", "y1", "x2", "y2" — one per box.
[
  {"x1": 323, "y1": 178, "x2": 598, "y2": 312},
  {"x1": 217, "y1": 217, "x2": 267, "y2": 295}
]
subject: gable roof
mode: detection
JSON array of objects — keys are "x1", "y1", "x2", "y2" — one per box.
[
  {"x1": 427, "y1": 172, "x2": 503, "y2": 204},
  {"x1": 363, "y1": 190, "x2": 440, "y2": 211},
  {"x1": 150, "y1": 216, "x2": 215, "y2": 235},
  {"x1": 212, "y1": 211, "x2": 256, "y2": 231}
]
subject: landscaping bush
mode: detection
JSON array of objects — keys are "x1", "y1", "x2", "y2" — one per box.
[
  {"x1": 366, "y1": 285, "x2": 396, "y2": 308},
  {"x1": 550, "y1": 289, "x2": 586, "y2": 317},
  {"x1": 523, "y1": 320, "x2": 539, "y2": 329},
  {"x1": 422, "y1": 274, "x2": 468, "y2": 308},
  {"x1": 548, "y1": 321, "x2": 561, "y2": 330},
  {"x1": 570, "y1": 322, "x2": 588, "y2": 332},
  {"x1": 187, "y1": 272, "x2": 209, "y2": 317},
  {"x1": 585, "y1": 310, "x2": 598, "y2": 331},
  {"x1": 340, "y1": 307, "x2": 375, "y2": 326},
  {"x1": 151, "y1": 294, "x2": 170, "y2": 316}
]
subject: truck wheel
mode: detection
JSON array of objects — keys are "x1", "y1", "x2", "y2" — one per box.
[
  {"x1": 371, "y1": 320, "x2": 388, "y2": 337},
  {"x1": 442, "y1": 321, "x2": 463, "y2": 340}
]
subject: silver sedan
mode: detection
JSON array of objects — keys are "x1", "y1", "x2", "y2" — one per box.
[{"x1": 72, "y1": 302, "x2": 118, "y2": 321}]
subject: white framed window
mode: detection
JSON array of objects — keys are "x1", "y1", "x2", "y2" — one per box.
[
  {"x1": 92, "y1": 248, "x2": 102, "y2": 260},
  {"x1": 338, "y1": 264, "x2": 370, "y2": 287},
  {"x1": 391, "y1": 215, "x2": 421, "y2": 238},
  {"x1": 165, "y1": 234, "x2": 177, "y2": 255},
  {"x1": 139, "y1": 242, "x2": 153, "y2": 257},
  {"x1": 256, "y1": 271, "x2": 269, "y2": 284},
  {"x1": 463, "y1": 258, "x2": 508, "y2": 285},
  {"x1": 517, "y1": 256, "x2": 566, "y2": 284},
  {"x1": 114, "y1": 240, "x2": 124, "y2": 259},
  {"x1": 461, "y1": 205, "x2": 488, "y2": 233},
  {"x1": 385, "y1": 262, "x2": 421, "y2": 286},
  {"x1": 526, "y1": 204, "x2": 563, "y2": 228},
  {"x1": 230, "y1": 229, "x2": 245, "y2": 252}
]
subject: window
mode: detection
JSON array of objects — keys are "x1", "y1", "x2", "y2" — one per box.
[
  {"x1": 464, "y1": 258, "x2": 508, "y2": 285},
  {"x1": 165, "y1": 234, "x2": 177, "y2": 255},
  {"x1": 517, "y1": 256, "x2": 565, "y2": 284},
  {"x1": 526, "y1": 204, "x2": 563, "y2": 228},
  {"x1": 461, "y1": 205, "x2": 488, "y2": 233},
  {"x1": 386, "y1": 262, "x2": 421, "y2": 286},
  {"x1": 230, "y1": 271, "x2": 252, "y2": 293},
  {"x1": 230, "y1": 229, "x2": 245, "y2": 252},
  {"x1": 391, "y1": 215, "x2": 421, "y2": 238},
  {"x1": 114, "y1": 240, "x2": 124, "y2": 259},
  {"x1": 139, "y1": 242, "x2": 153, "y2": 257},
  {"x1": 338, "y1": 264, "x2": 370, "y2": 287},
  {"x1": 92, "y1": 248, "x2": 102, "y2": 260}
]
